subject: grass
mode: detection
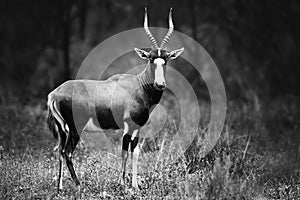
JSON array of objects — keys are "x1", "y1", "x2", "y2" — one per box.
[{"x1": 0, "y1": 94, "x2": 299, "y2": 199}]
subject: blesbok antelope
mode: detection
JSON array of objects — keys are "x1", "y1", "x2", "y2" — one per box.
[{"x1": 47, "y1": 7, "x2": 184, "y2": 191}]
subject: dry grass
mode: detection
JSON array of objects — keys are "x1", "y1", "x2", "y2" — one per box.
[{"x1": 0, "y1": 95, "x2": 299, "y2": 199}]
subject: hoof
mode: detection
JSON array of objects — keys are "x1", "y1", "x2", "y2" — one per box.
[
  {"x1": 120, "y1": 179, "x2": 125, "y2": 185},
  {"x1": 118, "y1": 173, "x2": 129, "y2": 185},
  {"x1": 57, "y1": 183, "x2": 63, "y2": 193},
  {"x1": 119, "y1": 176, "x2": 126, "y2": 186},
  {"x1": 132, "y1": 182, "x2": 139, "y2": 190},
  {"x1": 132, "y1": 178, "x2": 142, "y2": 190},
  {"x1": 75, "y1": 180, "x2": 80, "y2": 186}
]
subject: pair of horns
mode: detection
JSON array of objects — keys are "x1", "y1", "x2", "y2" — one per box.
[{"x1": 144, "y1": 7, "x2": 174, "y2": 49}]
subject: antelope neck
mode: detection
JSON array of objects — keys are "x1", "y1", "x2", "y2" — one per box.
[
  {"x1": 137, "y1": 62, "x2": 155, "y2": 92},
  {"x1": 137, "y1": 62, "x2": 163, "y2": 101}
]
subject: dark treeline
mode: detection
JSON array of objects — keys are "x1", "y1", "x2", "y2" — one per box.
[{"x1": 0, "y1": 0, "x2": 299, "y2": 101}]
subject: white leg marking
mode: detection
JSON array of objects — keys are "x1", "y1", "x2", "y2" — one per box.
[
  {"x1": 120, "y1": 122, "x2": 129, "y2": 185},
  {"x1": 51, "y1": 101, "x2": 68, "y2": 133},
  {"x1": 53, "y1": 124, "x2": 60, "y2": 152},
  {"x1": 131, "y1": 129, "x2": 140, "y2": 189},
  {"x1": 52, "y1": 101, "x2": 69, "y2": 151},
  {"x1": 123, "y1": 122, "x2": 129, "y2": 136},
  {"x1": 132, "y1": 144, "x2": 140, "y2": 189},
  {"x1": 131, "y1": 129, "x2": 138, "y2": 141}
]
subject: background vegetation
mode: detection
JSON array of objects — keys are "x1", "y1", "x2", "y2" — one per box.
[{"x1": 0, "y1": 0, "x2": 299, "y2": 199}]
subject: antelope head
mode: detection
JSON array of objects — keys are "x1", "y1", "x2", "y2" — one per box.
[{"x1": 135, "y1": 8, "x2": 184, "y2": 90}]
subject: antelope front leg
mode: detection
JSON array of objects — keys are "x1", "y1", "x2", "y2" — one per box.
[
  {"x1": 130, "y1": 129, "x2": 140, "y2": 189},
  {"x1": 120, "y1": 149, "x2": 129, "y2": 185},
  {"x1": 131, "y1": 144, "x2": 140, "y2": 189},
  {"x1": 120, "y1": 122, "x2": 130, "y2": 185},
  {"x1": 57, "y1": 153, "x2": 64, "y2": 193}
]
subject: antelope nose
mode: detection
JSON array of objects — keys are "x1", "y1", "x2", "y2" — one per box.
[{"x1": 154, "y1": 82, "x2": 166, "y2": 90}]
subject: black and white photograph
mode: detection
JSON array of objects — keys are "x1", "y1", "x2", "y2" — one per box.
[{"x1": 0, "y1": 0, "x2": 299, "y2": 199}]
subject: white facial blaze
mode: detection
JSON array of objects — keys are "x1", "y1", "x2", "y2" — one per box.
[{"x1": 154, "y1": 58, "x2": 166, "y2": 86}]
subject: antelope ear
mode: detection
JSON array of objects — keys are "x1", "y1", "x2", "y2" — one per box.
[
  {"x1": 167, "y1": 47, "x2": 184, "y2": 60},
  {"x1": 134, "y1": 48, "x2": 150, "y2": 60}
]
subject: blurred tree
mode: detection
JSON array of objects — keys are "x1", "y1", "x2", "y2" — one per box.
[
  {"x1": 194, "y1": 0, "x2": 300, "y2": 98},
  {"x1": 0, "y1": 0, "x2": 299, "y2": 100},
  {"x1": 0, "y1": 0, "x2": 85, "y2": 91}
]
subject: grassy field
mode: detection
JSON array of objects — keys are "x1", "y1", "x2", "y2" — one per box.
[{"x1": 0, "y1": 95, "x2": 299, "y2": 199}]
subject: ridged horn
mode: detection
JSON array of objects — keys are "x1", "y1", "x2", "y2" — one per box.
[
  {"x1": 144, "y1": 7, "x2": 158, "y2": 49},
  {"x1": 160, "y1": 8, "x2": 174, "y2": 49}
]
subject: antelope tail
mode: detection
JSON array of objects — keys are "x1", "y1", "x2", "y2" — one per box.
[{"x1": 47, "y1": 97, "x2": 70, "y2": 152}]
